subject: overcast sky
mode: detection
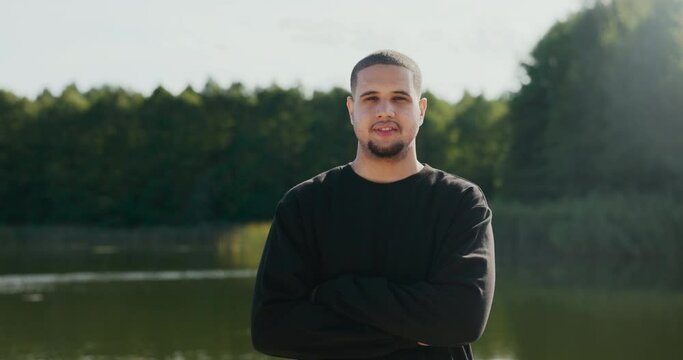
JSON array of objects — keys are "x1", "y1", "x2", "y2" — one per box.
[{"x1": 1, "y1": 0, "x2": 584, "y2": 101}]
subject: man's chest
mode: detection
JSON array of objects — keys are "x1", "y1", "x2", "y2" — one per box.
[{"x1": 311, "y1": 188, "x2": 445, "y2": 282}]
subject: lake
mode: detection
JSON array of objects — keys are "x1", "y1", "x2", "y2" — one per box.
[{"x1": 0, "y1": 226, "x2": 681, "y2": 359}]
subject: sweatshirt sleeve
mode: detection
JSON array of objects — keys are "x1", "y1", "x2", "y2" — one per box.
[
  {"x1": 313, "y1": 186, "x2": 495, "y2": 347},
  {"x1": 251, "y1": 194, "x2": 415, "y2": 359}
]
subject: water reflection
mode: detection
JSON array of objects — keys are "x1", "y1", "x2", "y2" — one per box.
[
  {"x1": 0, "y1": 277, "x2": 264, "y2": 360},
  {"x1": 0, "y1": 224, "x2": 681, "y2": 359},
  {"x1": 472, "y1": 258, "x2": 683, "y2": 359},
  {"x1": 0, "y1": 269, "x2": 256, "y2": 294},
  {"x1": 0, "y1": 265, "x2": 680, "y2": 360},
  {"x1": 474, "y1": 273, "x2": 683, "y2": 360}
]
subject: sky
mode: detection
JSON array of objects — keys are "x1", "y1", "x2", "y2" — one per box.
[{"x1": 1, "y1": 0, "x2": 584, "y2": 102}]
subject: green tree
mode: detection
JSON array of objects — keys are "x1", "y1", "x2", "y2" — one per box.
[
  {"x1": 503, "y1": 0, "x2": 683, "y2": 199},
  {"x1": 444, "y1": 94, "x2": 509, "y2": 198}
]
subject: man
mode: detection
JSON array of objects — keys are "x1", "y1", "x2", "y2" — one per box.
[{"x1": 251, "y1": 50, "x2": 495, "y2": 360}]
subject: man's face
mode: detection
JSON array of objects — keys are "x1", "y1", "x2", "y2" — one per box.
[{"x1": 347, "y1": 64, "x2": 427, "y2": 160}]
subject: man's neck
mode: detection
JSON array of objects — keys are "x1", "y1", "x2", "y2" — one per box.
[{"x1": 350, "y1": 146, "x2": 424, "y2": 183}]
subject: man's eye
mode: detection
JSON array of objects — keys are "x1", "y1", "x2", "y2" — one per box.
[
  {"x1": 364, "y1": 97, "x2": 378, "y2": 102},
  {"x1": 393, "y1": 97, "x2": 408, "y2": 102}
]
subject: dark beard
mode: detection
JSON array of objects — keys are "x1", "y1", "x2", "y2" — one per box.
[{"x1": 368, "y1": 140, "x2": 405, "y2": 158}]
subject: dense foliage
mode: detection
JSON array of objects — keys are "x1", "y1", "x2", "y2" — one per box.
[
  {"x1": 0, "y1": 84, "x2": 506, "y2": 225},
  {"x1": 503, "y1": 0, "x2": 683, "y2": 199},
  {"x1": 1, "y1": 0, "x2": 681, "y2": 226}
]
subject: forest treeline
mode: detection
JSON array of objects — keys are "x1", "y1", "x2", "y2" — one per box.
[
  {"x1": 0, "y1": 84, "x2": 507, "y2": 225},
  {"x1": 1, "y1": 0, "x2": 682, "y2": 226}
]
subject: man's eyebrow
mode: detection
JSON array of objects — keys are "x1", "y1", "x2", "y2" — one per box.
[
  {"x1": 359, "y1": 91, "x2": 379, "y2": 98},
  {"x1": 391, "y1": 91, "x2": 412, "y2": 98},
  {"x1": 358, "y1": 90, "x2": 412, "y2": 98}
]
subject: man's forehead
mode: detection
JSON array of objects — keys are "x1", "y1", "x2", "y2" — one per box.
[{"x1": 355, "y1": 64, "x2": 416, "y2": 94}]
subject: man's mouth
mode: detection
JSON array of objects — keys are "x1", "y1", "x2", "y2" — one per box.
[{"x1": 372, "y1": 123, "x2": 399, "y2": 136}]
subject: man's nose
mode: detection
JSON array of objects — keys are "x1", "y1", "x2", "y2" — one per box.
[{"x1": 376, "y1": 101, "x2": 395, "y2": 118}]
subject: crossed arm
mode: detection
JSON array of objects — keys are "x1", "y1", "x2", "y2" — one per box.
[
  {"x1": 251, "y1": 199, "x2": 416, "y2": 359},
  {"x1": 251, "y1": 189, "x2": 495, "y2": 358}
]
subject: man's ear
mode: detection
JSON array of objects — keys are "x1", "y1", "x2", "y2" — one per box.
[
  {"x1": 418, "y1": 97, "x2": 428, "y2": 126},
  {"x1": 346, "y1": 96, "x2": 354, "y2": 124}
]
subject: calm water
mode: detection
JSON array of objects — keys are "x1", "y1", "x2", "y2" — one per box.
[{"x1": 0, "y1": 226, "x2": 681, "y2": 359}]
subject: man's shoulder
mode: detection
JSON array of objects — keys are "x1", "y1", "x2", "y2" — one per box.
[
  {"x1": 424, "y1": 165, "x2": 489, "y2": 207},
  {"x1": 280, "y1": 165, "x2": 346, "y2": 204}
]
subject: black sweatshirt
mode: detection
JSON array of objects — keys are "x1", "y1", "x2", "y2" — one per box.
[{"x1": 251, "y1": 164, "x2": 495, "y2": 360}]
